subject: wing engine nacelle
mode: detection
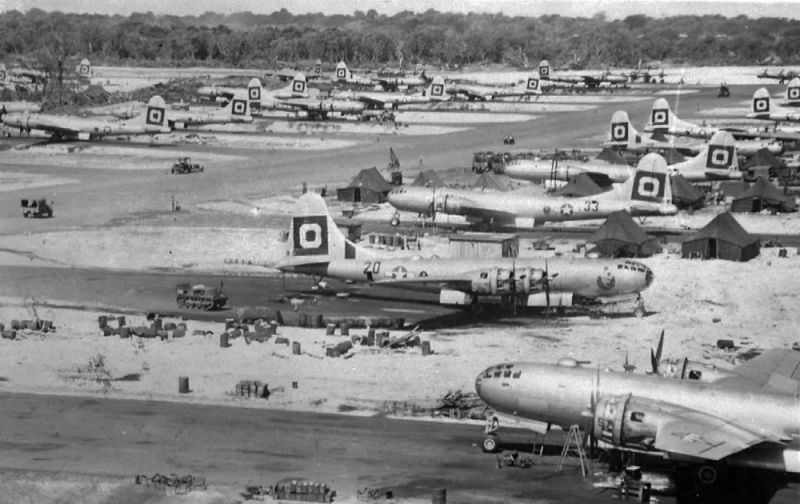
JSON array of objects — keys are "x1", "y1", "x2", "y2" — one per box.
[
  {"x1": 593, "y1": 394, "x2": 666, "y2": 452},
  {"x1": 470, "y1": 267, "x2": 545, "y2": 296}
]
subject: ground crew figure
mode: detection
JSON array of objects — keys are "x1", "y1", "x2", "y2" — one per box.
[{"x1": 485, "y1": 414, "x2": 500, "y2": 434}]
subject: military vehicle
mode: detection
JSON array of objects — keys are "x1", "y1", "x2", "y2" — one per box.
[
  {"x1": 21, "y1": 198, "x2": 53, "y2": 218},
  {"x1": 175, "y1": 283, "x2": 227, "y2": 310},
  {"x1": 171, "y1": 157, "x2": 204, "y2": 174}
]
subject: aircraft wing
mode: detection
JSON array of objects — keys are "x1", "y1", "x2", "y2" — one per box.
[
  {"x1": 356, "y1": 95, "x2": 390, "y2": 108},
  {"x1": 655, "y1": 408, "x2": 779, "y2": 461},
  {"x1": 720, "y1": 349, "x2": 800, "y2": 395},
  {"x1": 372, "y1": 277, "x2": 473, "y2": 290}
]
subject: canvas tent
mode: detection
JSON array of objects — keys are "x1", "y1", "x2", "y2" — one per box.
[
  {"x1": 336, "y1": 167, "x2": 393, "y2": 203},
  {"x1": 681, "y1": 212, "x2": 760, "y2": 261},
  {"x1": 412, "y1": 170, "x2": 444, "y2": 188},
  {"x1": 554, "y1": 173, "x2": 605, "y2": 197},
  {"x1": 730, "y1": 177, "x2": 797, "y2": 213},
  {"x1": 670, "y1": 174, "x2": 705, "y2": 210},
  {"x1": 595, "y1": 148, "x2": 629, "y2": 165},
  {"x1": 470, "y1": 171, "x2": 510, "y2": 191},
  {"x1": 588, "y1": 211, "x2": 662, "y2": 258}
]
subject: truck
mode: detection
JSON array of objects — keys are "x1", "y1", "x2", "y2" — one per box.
[
  {"x1": 21, "y1": 199, "x2": 53, "y2": 218},
  {"x1": 175, "y1": 283, "x2": 228, "y2": 310},
  {"x1": 171, "y1": 157, "x2": 204, "y2": 174}
]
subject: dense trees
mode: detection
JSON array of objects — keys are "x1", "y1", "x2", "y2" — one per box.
[{"x1": 1, "y1": 8, "x2": 799, "y2": 69}]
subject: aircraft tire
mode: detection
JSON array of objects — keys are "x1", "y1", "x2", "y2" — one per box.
[
  {"x1": 633, "y1": 306, "x2": 645, "y2": 318},
  {"x1": 482, "y1": 436, "x2": 500, "y2": 453},
  {"x1": 390, "y1": 215, "x2": 400, "y2": 227}
]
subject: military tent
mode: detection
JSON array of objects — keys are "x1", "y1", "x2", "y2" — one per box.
[
  {"x1": 730, "y1": 177, "x2": 797, "y2": 213},
  {"x1": 718, "y1": 180, "x2": 749, "y2": 199},
  {"x1": 337, "y1": 167, "x2": 393, "y2": 203},
  {"x1": 660, "y1": 148, "x2": 687, "y2": 165},
  {"x1": 595, "y1": 148, "x2": 629, "y2": 165},
  {"x1": 742, "y1": 148, "x2": 781, "y2": 172},
  {"x1": 470, "y1": 171, "x2": 510, "y2": 191},
  {"x1": 412, "y1": 170, "x2": 444, "y2": 188},
  {"x1": 554, "y1": 173, "x2": 605, "y2": 197},
  {"x1": 670, "y1": 174, "x2": 705, "y2": 210},
  {"x1": 588, "y1": 211, "x2": 662, "y2": 258},
  {"x1": 681, "y1": 212, "x2": 760, "y2": 261}
]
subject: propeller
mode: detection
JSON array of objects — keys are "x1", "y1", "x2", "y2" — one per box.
[
  {"x1": 649, "y1": 329, "x2": 665, "y2": 374},
  {"x1": 623, "y1": 352, "x2": 636, "y2": 373},
  {"x1": 541, "y1": 258, "x2": 558, "y2": 316}
]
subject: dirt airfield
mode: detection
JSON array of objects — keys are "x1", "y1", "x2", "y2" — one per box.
[{"x1": 1, "y1": 74, "x2": 800, "y2": 503}]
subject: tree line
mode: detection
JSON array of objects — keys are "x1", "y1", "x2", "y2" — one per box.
[{"x1": 2, "y1": 8, "x2": 800, "y2": 70}]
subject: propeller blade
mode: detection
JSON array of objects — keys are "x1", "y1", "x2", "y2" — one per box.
[
  {"x1": 655, "y1": 329, "x2": 665, "y2": 363},
  {"x1": 650, "y1": 348, "x2": 659, "y2": 374}
]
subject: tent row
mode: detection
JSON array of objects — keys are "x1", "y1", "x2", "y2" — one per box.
[{"x1": 589, "y1": 211, "x2": 760, "y2": 262}]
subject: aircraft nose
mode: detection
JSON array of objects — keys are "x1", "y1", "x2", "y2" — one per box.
[{"x1": 645, "y1": 266, "x2": 654, "y2": 288}]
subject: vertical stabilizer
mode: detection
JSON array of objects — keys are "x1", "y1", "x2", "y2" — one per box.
[
  {"x1": 750, "y1": 88, "x2": 772, "y2": 118},
  {"x1": 538, "y1": 60, "x2": 551, "y2": 80},
  {"x1": 225, "y1": 89, "x2": 251, "y2": 121},
  {"x1": 133, "y1": 96, "x2": 167, "y2": 127},
  {"x1": 786, "y1": 77, "x2": 800, "y2": 106},
  {"x1": 622, "y1": 153, "x2": 672, "y2": 204},
  {"x1": 526, "y1": 76, "x2": 541, "y2": 93},
  {"x1": 335, "y1": 61, "x2": 348, "y2": 82},
  {"x1": 606, "y1": 110, "x2": 642, "y2": 149},
  {"x1": 289, "y1": 193, "x2": 376, "y2": 262},
  {"x1": 77, "y1": 58, "x2": 92, "y2": 79},
  {"x1": 428, "y1": 76, "x2": 447, "y2": 100},
  {"x1": 247, "y1": 78, "x2": 263, "y2": 108}
]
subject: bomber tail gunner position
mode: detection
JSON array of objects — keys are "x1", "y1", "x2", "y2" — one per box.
[{"x1": 276, "y1": 193, "x2": 654, "y2": 313}]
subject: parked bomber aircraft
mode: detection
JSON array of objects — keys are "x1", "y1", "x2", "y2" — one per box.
[
  {"x1": 757, "y1": 67, "x2": 800, "y2": 84},
  {"x1": 387, "y1": 153, "x2": 677, "y2": 230},
  {"x1": 749, "y1": 87, "x2": 800, "y2": 122},
  {"x1": 0, "y1": 96, "x2": 171, "y2": 141},
  {"x1": 476, "y1": 353, "x2": 800, "y2": 503},
  {"x1": 500, "y1": 155, "x2": 634, "y2": 186},
  {"x1": 276, "y1": 193, "x2": 654, "y2": 311},
  {"x1": 333, "y1": 61, "x2": 374, "y2": 87},
  {"x1": 781, "y1": 77, "x2": 800, "y2": 107},
  {"x1": 538, "y1": 60, "x2": 628, "y2": 89},
  {"x1": 603, "y1": 110, "x2": 702, "y2": 155},
  {"x1": 449, "y1": 76, "x2": 542, "y2": 101},
  {"x1": 374, "y1": 71, "x2": 430, "y2": 91},
  {"x1": 167, "y1": 90, "x2": 252, "y2": 128},
  {"x1": 331, "y1": 76, "x2": 449, "y2": 110},
  {"x1": 644, "y1": 98, "x2": 783, "y2": 154},
  {"x1": 503, "y1": 130, "x2": 744, "y2": 184}
]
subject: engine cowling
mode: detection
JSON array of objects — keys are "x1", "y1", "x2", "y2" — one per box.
[
  {"x1": 470, "y1": 268, "x2": 545, "y2": 296},
  {"x1": 470, "y1": 268, "x2": 513, "y2": 295},
  {"x1": 593, "y1": 394, "x2": 663, "y2": 451}
]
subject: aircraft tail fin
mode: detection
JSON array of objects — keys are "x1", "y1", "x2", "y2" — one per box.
[
  {"x1": 538, "y1": 60, "x2": 551, "y2": 80},
  {"x1": 525, "y1": 75, "x2": 541, "y2": 93},
  {"x1": 288, "y1": 72, "x2": 308, "y2": 97},
  {"x1": 786, "y1": 78, "x2": 800, "y2": 106},
  {"x1": 77, "y1": 58, "x2": 92, "y2": 79},
  {"x1": 750, "y1": 87, "x2": 772, "y2": 117},
  {"x1": 703, "y1": 131, "x2": 738, "y2": 174},
  {"x1": 313, "y1": 59, "x2": 322, "y2": 76},
  {"x1": 647, "y1": 98, "x2": 674, "y2": 132},
  {"x1": 0, "y1": 63, "x2": 6, "y2": 83},
  {"x1": 427, "y1": 76, "x2": 447, "y2": 100},
  {"x1": 335, "y1": 61, "x2": 348, "y2": 82},
  {"x1": 247, "y1": 78, "x2": 263, "y2": 108},
  {"x1": 606, "y1": 110, "x2": 641, "y2": 149},
  {"x1": 225, "y1": 90, "x2": 251, "y2": 120},
  {"x1": 132, "y1": 96, "x2": 167, "y2": 127},
  {"x1": 286, "y1": 193, "x2": 377, "y2": 265},
  {"x1": 618, "y1": 153, "x2": 672, "y2": 204}
]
